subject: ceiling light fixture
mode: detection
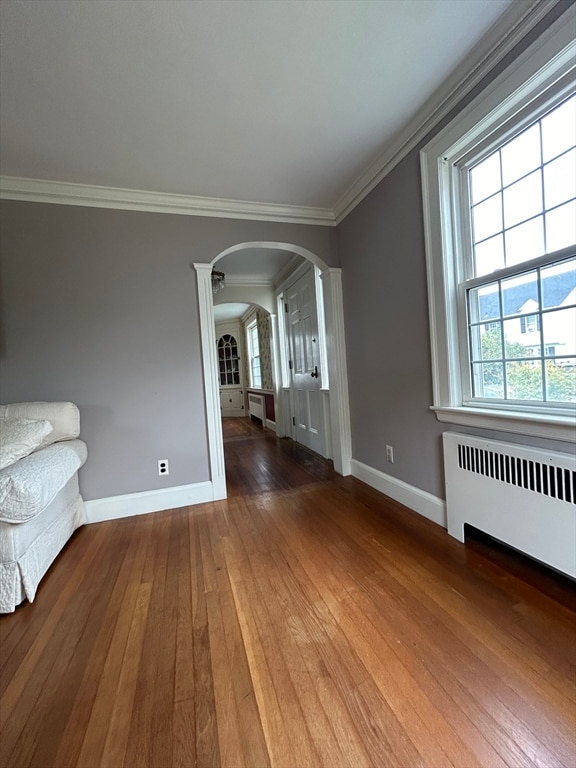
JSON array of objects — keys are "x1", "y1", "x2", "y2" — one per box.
[{"x1": 211, "y1": 269, "x2": 225, "y2": 294}]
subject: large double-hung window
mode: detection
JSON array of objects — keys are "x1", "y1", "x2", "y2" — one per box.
[{"x1": 421, "y1": 12, "x2": 576, "y2": 441}]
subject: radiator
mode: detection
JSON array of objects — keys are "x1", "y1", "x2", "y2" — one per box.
[
  {"x1": 248, "y1": 393, "x2": 264, "y2": 422},
  {"x1": 443, "y1": 432, "x2": 576, "y2": 577}
]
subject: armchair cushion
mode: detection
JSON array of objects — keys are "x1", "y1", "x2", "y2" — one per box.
[
  {"x1": 0, "y1": 440, "x2": 86, "y2": 523},
  {"x1": 0, "y1": 418, "x2": 54, "y2": 470}
]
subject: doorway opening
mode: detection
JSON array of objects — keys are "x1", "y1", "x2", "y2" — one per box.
[{"x1": 195, "y1": 241, "x2": 352, "y2": 501}]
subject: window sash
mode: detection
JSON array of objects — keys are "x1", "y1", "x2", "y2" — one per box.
[{"x1": 461, "y1": 247, "x2": 575, "y2": 406}]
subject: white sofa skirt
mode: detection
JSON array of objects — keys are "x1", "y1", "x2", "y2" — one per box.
[{"x1": 0, "y1": 475, "x2": 87, "y2": 613}]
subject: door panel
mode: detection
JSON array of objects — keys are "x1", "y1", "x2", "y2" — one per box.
[{"x1": 286, "y1": 267, "x2": 324, "y2": 455}]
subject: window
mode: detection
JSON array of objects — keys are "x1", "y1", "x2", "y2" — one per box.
[
  {"x1": 247, "y1": 320, "x2": 262, "y2": 388},
  {"x1": 421, "y1": 14, "x2": 576, "y2": 441}
]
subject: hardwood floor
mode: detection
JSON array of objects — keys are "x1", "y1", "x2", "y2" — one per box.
[{"x1": 1, "y1": 417, "x2": 575, "y2": 768}]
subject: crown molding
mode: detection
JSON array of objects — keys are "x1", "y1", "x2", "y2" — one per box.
[
  {"x1": 333, "y1": 0, "x2": 561, "y2": 224},
  {"x1": 0, "y1": 176, "x2": 336, "y2": 227}
]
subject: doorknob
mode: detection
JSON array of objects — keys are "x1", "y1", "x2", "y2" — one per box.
[{"x1": 311, "y1": 366, "x2": 319, "y2": 379}]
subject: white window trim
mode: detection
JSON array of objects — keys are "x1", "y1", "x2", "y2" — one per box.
[
  {"x1": 421, "y1": 8, "x2": 576, "y2": 443},
  {"x1": 246, "y1": 318, "x2": 262, "y2": 388}
]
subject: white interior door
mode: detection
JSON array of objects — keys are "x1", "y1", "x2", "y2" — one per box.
[{"x1": 286, "y1": 268, "x2": 324, "y2": 455}]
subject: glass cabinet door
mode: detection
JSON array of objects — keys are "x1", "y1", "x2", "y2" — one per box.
[{"x1": 217, "y1": 334, "x2": 240, "y2": 386}]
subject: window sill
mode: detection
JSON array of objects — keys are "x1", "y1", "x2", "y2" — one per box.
[{"x1": 432, "y1": 406, "x2": 576, "y2": 443}]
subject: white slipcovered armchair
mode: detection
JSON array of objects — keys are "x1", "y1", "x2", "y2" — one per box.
[{"x1": 0, "y1": 402, "x2": 87, "y2": 613}]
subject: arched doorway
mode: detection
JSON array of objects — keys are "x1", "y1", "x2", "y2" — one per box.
[{"x1": 195, "y1": 242, "x2": 351, "y2": 500}]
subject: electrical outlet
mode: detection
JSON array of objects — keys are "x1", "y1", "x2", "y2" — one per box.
[
  {"x1": 158, "y1": 459, "x2": 169, "y2": 476},
  {"x1": 386, "y1": 445, "x2": 394, "y2": 463}
]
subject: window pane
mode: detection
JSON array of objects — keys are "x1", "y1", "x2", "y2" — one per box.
[
  {"x1": 542, "y1": 306, "x2": 576, "y2": 356},
  {"x1": 501, "y1": 271, "x2": 539, "y2": 318},
  {"x1": 252, "y1": 356, "x2": 262, "y2": 388},
  {"x1": 476, "y1": 323, "x2": 503, "y2": 362},
  {"x1": 541, "y1": 258, "x2": 576, "y2": 309},
  {"x1": 541, "y1": 94, "x2": 576, "y2": 163},
  {"x1": 500, "y1": 124, "x2": 541, "y2": 186},
  {"x1": 470, "y1": 152, "x2": 501, "y2": 204},
  {"x1": 503, "y1": 170, "x2": 542, "y2": 229},
  {"x1": 544, "y1": 148, "x2": 576, "y2": 209},
  {"x1": 472, "y1": 193, "x2": 502, "y2": 243},
  {"x1": 474, "y1": 234, "x2": 504, "y2": 276},
  {"x1": 472, "y1": 362, "x2": 504, "y2": 399},
  {"x1": 545, "y1": 199, "x2": 576, "y2": 252},
  {"x1": 469, "y1": 323, "x2": 483, "y2": 363},
  {"x1": 503, "y1": 317, "x2": 539, "y2": 358},
  {"x1": 506, "y1": 360, "x2": 543, "y2": 401},
  {"x1": 546, "y1": 357, "x2": 576, "y2": 403},
  {"x1": 504, "y1": 216, "x2": 545, "y2": 266},
  {"x1": 545, "y1": 359, "x2": 576, "y2": 403},
  {"x1": 469, "y1": 283, "x2": 500, "y2": 324}
]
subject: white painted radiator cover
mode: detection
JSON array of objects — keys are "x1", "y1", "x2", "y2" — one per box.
[
  {"x1": 443, "y1": 432, "x2": 576, "y2": 578},
  {"x1": 248, "y1": 393, "x2": 264, "y2": 421}
]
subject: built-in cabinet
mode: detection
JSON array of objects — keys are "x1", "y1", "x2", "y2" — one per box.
[
  {"x1": 215, "y1": 322, "x2": 246, "y2": 417},
  {"x1": 217, "y1": 333, "x2": 241, "y2": 386}
]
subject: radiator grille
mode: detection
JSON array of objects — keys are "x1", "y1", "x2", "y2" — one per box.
[{"x1": 457, "y1": 443, "x2": 575, "y2": 504}]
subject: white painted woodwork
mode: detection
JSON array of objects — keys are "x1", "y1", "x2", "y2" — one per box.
[
  {"x1": 193, "y1": 264, "x2": 227, "y2": 499},
  {"x1": 321, "y1": 269, "x2": 352, "y2": 475},
  {"x1": 286, "y1": 266, "x2": 324, "y2": 456},
  {"x1": 443, "y1": 432, "x2": 576, "y2": 577}
]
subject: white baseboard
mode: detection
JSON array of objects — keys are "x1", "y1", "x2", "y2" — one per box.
[
  {"x1": 85, "y1": 481, "x2": 216, "y2": 524},
  {"x1": 265, "y1": 419, "x2": 276, "y2": 432},
  {"x1": 350, "y1": 459, "x2": 446, "y2": 528}
]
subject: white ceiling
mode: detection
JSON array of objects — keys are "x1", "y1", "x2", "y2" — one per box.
[
  {"x1": 217, "y1": 248, "x2": 298, "y2": 281},
  {"x1": 212, "y1": 247, "x2": 302, "y2": 303},
  {"x1": 0, "y1": 0, "x2": 514, "y2": 212},
  {"x1": 213, "y1": 303, "x2": 252, "y2": 323}
]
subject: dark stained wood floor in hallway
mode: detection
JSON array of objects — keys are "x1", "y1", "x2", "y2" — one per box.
[
  {"x1": 1, "y1": 417, "x2": 575, "y2": 768},
  {"x1": 222, "y1": 416, "x2": 337, "y2": 497}
]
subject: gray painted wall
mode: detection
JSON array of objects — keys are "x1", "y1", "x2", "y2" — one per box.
[
  {"x1": 0, "y1": 201, "x2": 337, "y2": 500},
  {"x1": 338, "y1": 151, "x2": 447, "y2": 497},
  {"x1": 337, "y1": 2, "x2": 575, "y2": 501}
]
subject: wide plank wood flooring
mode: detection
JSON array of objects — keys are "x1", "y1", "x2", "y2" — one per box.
[{"x1": 1, "y1": 417, "x2": 575, "y2": 768}]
